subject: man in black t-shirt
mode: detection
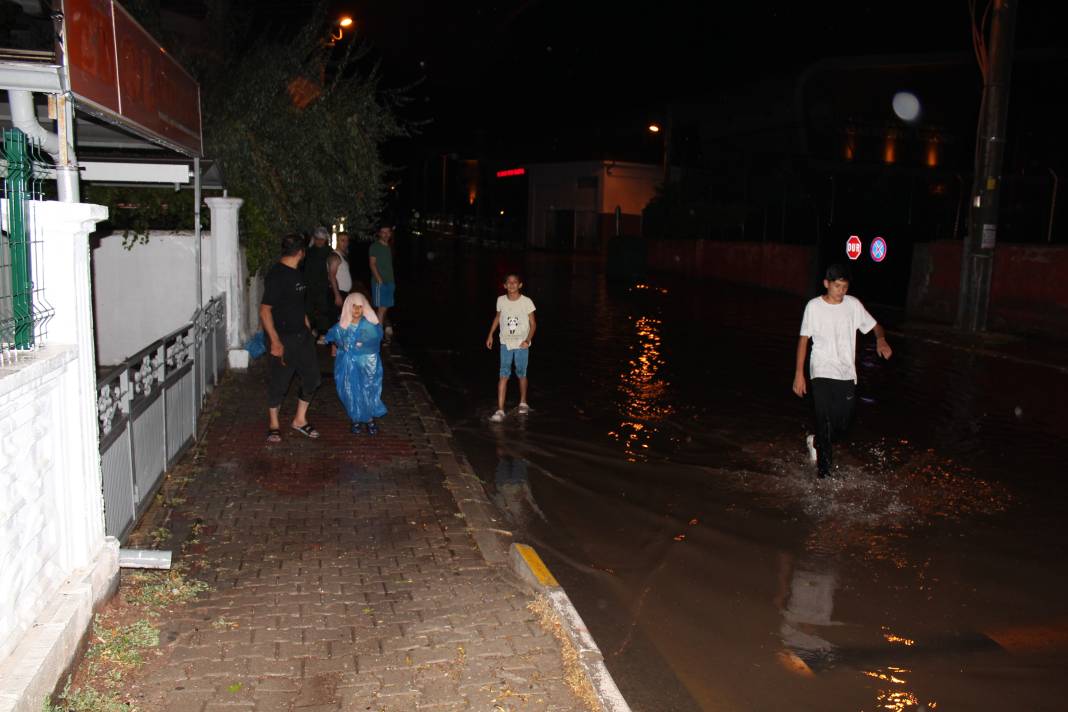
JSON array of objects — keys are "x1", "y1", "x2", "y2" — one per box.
[
  {"x1": 260, "y1": 233, "x2": 322, "y2": 442},
  {"x1": 303, "y1": 226, "x2": 333, "y2": 340}
]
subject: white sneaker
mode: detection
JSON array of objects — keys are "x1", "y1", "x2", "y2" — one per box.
[
  {"x1": 489, "y1": 410, "x2": 506, "y2": 423},
  {"x1": 805, "y1": 434, "x2": 818, "y2": 464},
  {"x1": 517, "y1": 402, "x2": 530, "y2": 415}
]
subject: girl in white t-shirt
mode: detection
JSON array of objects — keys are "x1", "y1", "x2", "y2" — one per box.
[
  {"x1": 484, "y1": 274, "x2": 537, "y2": 422},
  {"x1": 792, "y1": 264, "x2": 892, "y2": 478}
]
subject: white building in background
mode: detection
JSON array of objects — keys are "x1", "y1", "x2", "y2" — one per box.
[{"x1": 524, "y1": 161, "x2": 662, "y2": 250}]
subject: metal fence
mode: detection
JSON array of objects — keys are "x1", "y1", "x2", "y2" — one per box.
[
  {"x1": 1, "y1": 128, "x2": 54, "y2": 364},
  {"x1": 97, "y1": 294, "x2": 227, "y2": 540}
]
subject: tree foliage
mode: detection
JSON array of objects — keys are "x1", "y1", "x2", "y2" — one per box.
[
  {"x1": 82, "y1": 184, "x2": 204, "y2": 249},
  {"x1": 203, "y1": 9, "x2": 408, "y2": 274},
  {"x1": 102, "y1": 0, "x2": 410, "y2": 276},
  {"x1": 642, "y1": 178, "x2": 746, "y2": 240}
]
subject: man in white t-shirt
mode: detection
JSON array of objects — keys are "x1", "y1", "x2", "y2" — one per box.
[
  {"x1": 327, "y1": 231, "x2": 353, "y2": 312},
  {"x1": 792, "y1": 264, "x2": 892, "y2": 478},
  {"x1": 485, "y1": 273, "x2": 537, "y2": 422}
]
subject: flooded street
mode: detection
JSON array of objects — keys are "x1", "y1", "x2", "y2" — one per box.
[{"x1": 392, "y1": 240, "x2": 1068, "y2": 711}]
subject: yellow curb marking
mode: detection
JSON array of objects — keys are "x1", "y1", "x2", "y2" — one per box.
[{"x1": 515, "y1": 544, "x2": 559, "y2": 587}]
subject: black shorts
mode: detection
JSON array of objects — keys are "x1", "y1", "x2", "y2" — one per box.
[{"x1": 267, "y1": 330, "x2": 321, "y2": 407}]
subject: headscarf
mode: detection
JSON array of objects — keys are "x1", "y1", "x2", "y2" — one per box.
[{"x1": 339, "y1": 291, "x2": 379, "y2": 328}]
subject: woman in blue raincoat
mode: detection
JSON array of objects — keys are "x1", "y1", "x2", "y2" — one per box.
[{"x1": 325, "y1": 292, "x2": 387, "y2": 434}]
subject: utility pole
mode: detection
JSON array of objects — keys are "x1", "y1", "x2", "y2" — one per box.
[
  {"x1": 441, "y1": 154, "x2": 448, "y2": 213},
  {"x1": 662, "y1": 106, "x2": 673, "y2": 187},
  {"x1": 957, "y1": 0, "x2": 1018, "y2": 332}
]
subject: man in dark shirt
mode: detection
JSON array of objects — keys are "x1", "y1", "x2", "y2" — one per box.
[
  {"x1": 261, "y1": 233, "x2": 322, "y2": 442},
  {"x1": 303, "y1": 226, "x2": 333, "y2": 342}
]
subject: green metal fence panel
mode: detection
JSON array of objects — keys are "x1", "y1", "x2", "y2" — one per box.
[{"x1": 1, "y1": 127, "x2": 52, "y2": 362}]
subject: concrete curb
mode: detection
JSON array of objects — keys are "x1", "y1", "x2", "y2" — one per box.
[
  {"x1": 393, "y1": 351, "x2": 514, "y2": 566},
  {"x1": 511, "y1": 544, "x2": 633, "y2": 712},
  {"x1": 0, "y1": 537, "x2": 119, "y2": 712},
  {"x1": 389, "y1": 348, "x2": 631, "y2": 712}
]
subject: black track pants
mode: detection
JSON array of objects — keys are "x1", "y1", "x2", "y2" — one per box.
[{"x1": 810, "y1": 377, "x2": 855, "y2": 476}]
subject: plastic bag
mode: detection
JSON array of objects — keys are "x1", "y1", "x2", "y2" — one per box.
[{"x1": 245, "y1": 331, "x2": 267, "y2": 359}]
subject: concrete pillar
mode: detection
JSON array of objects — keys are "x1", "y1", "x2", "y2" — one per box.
[
  {"x1": 0, "y1": 201, "x2": 119, "y2": 712},
  {"x1": 34, "y1": 201, "x2": 109, "y2": 568},
  {"x1": 204, "y1": 197, "x2": 247, "y2": 355}
]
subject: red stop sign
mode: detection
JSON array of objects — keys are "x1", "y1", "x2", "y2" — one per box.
[{"x1": 846, "y1": 235, "x2": 863, "y2": 261}]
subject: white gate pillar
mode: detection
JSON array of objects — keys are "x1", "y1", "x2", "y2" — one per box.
[
  {"x1": 35, "y1": 201, "x2": 110, "y2": 567},
  {"x1": 0, "y1": 200, "x2": 119, "y2": 712},
  {"x1": 203, "y1": 197, "x2": 247, "y2": 362}
]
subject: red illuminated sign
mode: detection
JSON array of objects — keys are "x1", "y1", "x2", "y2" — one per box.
[
  {"x1": 496, "y1": 168, "x2": 526, "y2": 178},
  {"x1": 846, "y1": 235, "x2": 863, "y2": 261},
  {"x1": 63, "y1": 0, "x2": 203, "y2": 156}
]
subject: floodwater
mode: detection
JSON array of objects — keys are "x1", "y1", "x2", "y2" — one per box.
[{"x1": 392, "y1": 239, "x2": 1068, "y2": 712}]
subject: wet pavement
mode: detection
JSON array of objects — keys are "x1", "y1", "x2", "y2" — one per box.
[
  {"x1": 116, "y1": 349, "x2": 590, "y2": 711},
  {"x1": 394, "y1": 239, "x2": 1068, "y2": 711}
]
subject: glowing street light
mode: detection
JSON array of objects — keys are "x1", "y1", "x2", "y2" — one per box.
[
  {"x1": 331, "y1": 16, "x2": 356, "y2": 42},
  {"x1": 647, "y1": 123, "x2": 661, "y2": 133}
]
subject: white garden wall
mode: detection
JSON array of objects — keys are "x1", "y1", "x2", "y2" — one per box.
[
  {"x1": 91, "y1": 230, "x2": 208, "y2": 366},
  {"x1": 91, "y1": 197, "x2": 249, "y2": 366},
  {"x1": 0, "y1": 200, "x2": 119, "y2": 712}
]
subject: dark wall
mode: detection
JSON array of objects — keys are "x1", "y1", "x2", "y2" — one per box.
[
  {"x1": 908, "y1": 241, "x2": 1068, "y2": 336},
  {"x1": 647, "y1": 240, "x2": 816, "y2": 296}
]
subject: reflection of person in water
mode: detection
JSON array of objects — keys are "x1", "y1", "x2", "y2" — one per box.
[
  {"x1": 775, "y1": 552, "x2": 840, "y2": 675},
  {"x1": 490, "y1": 425, "x2": 546, "y2": 527}
]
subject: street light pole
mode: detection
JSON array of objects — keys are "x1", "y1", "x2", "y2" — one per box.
[
  {"x1": 662, "y1": 107, "x2": 673, "y2": 186},
  {"x1": 648, "y1": 110, "x2": 673, "y2": 186},
  {"x1": 957, "y1": 0, "x2": 1018, "y2": 332}
]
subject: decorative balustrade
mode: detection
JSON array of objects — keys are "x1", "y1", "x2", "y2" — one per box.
[{"x1": 97, "y1": 294, "x2": 227, "y2": 539}]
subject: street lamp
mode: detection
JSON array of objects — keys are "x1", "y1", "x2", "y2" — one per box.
[
  {"x1": 648, "y1": 120, "x2": 671, "y2": 185},
  {"x1": 331, "y1": 16, "x2": 355, "y2": 42}
]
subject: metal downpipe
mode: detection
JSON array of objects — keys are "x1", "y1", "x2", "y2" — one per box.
[{"x1": 6, "y1": 89, "x2": 79, "y2": 202}]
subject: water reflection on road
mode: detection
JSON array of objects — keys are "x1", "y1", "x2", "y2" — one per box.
[
  {"x1": 397, "y1": 244, "x2": 1068, "y2": 711},
  {"x1": 612, "y1": 310, "x2": 672, "y2": 461}
]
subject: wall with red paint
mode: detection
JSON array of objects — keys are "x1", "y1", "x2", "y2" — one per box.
[{"x1": 908, "y1": 241, "x2": 1068, "y2": 335}]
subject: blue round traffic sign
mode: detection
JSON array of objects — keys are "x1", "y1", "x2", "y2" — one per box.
[{"x1": 870, "y1": 236, "x2": 887, "y2": 262}]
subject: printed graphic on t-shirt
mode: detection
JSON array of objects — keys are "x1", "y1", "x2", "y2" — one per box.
[{"x1": 506, "y1": 315, "x2": 521, "y2": 337}]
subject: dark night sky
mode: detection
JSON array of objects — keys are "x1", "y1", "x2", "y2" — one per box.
[
  {"x1": 330, "y1": 2, "x2": 1067, "y2": 155},
  {"x1": 214, "y1": 0, "x2": 1068, "y2": 166}
]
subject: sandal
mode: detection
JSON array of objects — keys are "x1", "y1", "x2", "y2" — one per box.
[
  {"x1": 350, "y1": 422, "x2": 365, "y2": 435},
  {"x1": 291, "y1": 423, "x2": 320, "y2": 439},
  {"x1": 366, "y1": 421, "x2": 379, "y2": 436},
  {"x1": 266, "y1": 428, "x2": 282, "y2": 443}
]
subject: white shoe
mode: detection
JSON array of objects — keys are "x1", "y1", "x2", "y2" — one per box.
[
  {"x1": 489, "y1": 410, "x2": 506, "y2": 423},
  {"x1": 517, "y1": 402, "x2": 530, "y2": 415},
  {"x1": 805, "y1": 434, "x2": 817, "y2": 464}
]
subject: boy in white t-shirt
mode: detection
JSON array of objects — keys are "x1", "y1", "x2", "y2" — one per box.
[
  {"x1": 792, "y1": 264, "x2": 892, "y2": 478},
  {"x1": 485, "y1": 273, "x2": 537, "y2": 422}
]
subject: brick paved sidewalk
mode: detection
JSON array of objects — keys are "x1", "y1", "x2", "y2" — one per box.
[{"x1": 122, "y1": 347, "x2": 587, "y2": 711}]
